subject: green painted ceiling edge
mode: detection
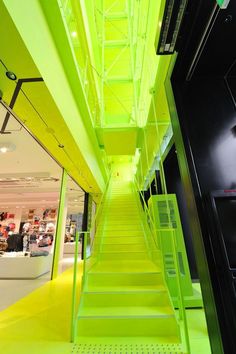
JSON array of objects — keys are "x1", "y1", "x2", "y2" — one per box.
[
  {"x1": 3, "y1": 0, "x2": 173, "y2": 191},
  {"x1": 39, "y1": 0, "x2": 107, "y2": 180},
  {"x1": 3, "y1": 0, "x2": 107, "y2": 193},
  {"x1": 0, "y1": 0, "x2": 101, "y2": 195}
]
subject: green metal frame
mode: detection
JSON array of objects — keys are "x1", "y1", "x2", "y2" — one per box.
[
  {"x1": 133, "y1": 176, "x2": 191, "y2": 353},
  {"x1": 148, "y1": 194, "x2": 203, "y2": 308},
  {"x1": 51, "y1": 168, "x2": 68, "y2": 280},
  {"x1": 70, "y1": 172, "x2": 111, "y2": 342},
  {"x1": 71, "y1": 230, "x2": 80, "y2": 342}
]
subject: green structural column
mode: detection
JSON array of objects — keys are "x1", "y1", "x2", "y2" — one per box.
[{"x1": 51, "y1": 168, "x2": 68, "y2": 279}]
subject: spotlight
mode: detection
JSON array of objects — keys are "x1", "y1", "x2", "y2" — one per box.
[{"x1": 6, "y1": 71, "x2": 17, "y2": 81}]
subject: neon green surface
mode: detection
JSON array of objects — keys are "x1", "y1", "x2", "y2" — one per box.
[
  {"x1": 75, "y1": 173, "x2": 186, "y2": 350},
  {"x1": 71, "y1": 230, "x2": 80, "y2": 342},
  {"x1": 3, "y1": 0, "x2": 107, "y2": 193},
  {"x1": 0, "y1": 262, "x2": 210, "y2": 354},
  {"x1": 0, "y1": 1, "x2": 213, "y2": 351},
  {"x1": 148, "y1": 195, "x2": 203, "y2": 308},
  {"x1": 51, "y1": 169, "x2": 68, "y2": 280}
]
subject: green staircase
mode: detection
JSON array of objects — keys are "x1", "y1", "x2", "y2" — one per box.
[{"x1": 75, "y1": 179, "x2": 184, "y2": 353}]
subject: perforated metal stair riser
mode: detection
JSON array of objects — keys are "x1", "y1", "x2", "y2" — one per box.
[
  {"x1": 72, "y1": 342, "x2": 183, "y2": 354},
  {"x1": 76, "y1": 179, "x2": 183, "y2": 353}
]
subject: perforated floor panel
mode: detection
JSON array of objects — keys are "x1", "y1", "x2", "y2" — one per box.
[{"x1": 72, "y1": 343, "x2": 183, "y2": 353}]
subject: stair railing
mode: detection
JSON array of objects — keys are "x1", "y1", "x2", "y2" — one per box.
[
  {"x1": 159, "y1": 228, "x2": 191, "y2": 354},
  {"x1": 133, "y1": 177, "x2": 191, "y2": 354},
  {"x1": 70, "y1": 172, "x2": 111, "y2": 342},
  {"x1": 133, "y1": 176, "x2": 159, "y2": 250}
]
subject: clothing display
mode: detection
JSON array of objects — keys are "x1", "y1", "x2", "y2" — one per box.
[
  {"x1": 0, "y1": 209, "x2": 57, "y2": 269},
  {"x1": 6, "y1": 233, "x2": 23, "y2": 252}
]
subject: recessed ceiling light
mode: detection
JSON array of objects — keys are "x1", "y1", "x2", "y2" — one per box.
[
  {"x1": 74, "y1": 199, "x2": 78, "y2": 202},
  {"x1": 0, "y1": 147, "x2": 7, "y2": 153},
  {"x1": 0, "y1": 143, "x2": 16, "y2": 153}
]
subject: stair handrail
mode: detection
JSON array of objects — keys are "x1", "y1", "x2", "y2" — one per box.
[
  {"x1": 89, "y1": 171, "x2": 112, "y2": 253},
  {"x1": 162, "y1": 228, "x2": 191, "y2": 354},
  {"x1": 71, "y1": 230, "x2": 80, "y2": 342},
  {"x1": 70, "y1": 171, "x2": 111, "y2": 342},
  {"x1": 133, "y1": 176, "x2": 159, "y2": 249},
  {"x1": 133, "y1": 177, "x2": 190, "y2": 353}
]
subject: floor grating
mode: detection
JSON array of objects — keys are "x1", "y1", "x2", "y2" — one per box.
[{"x1": 72, "y1": 343, "x2": 183, "y2": 353}]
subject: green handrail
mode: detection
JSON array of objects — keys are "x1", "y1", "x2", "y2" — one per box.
[
  {"x1": 89, "y1": 172, "x2": 112, "y2": 253},
  {"x1": 133, "y1": 177, "x2": 190, "y2": 353},
  {"x1": 133, "y1": 176, "x2": 159, "y2": 249},
  {"x1": 70, "y1": 172, "x2": 111, "y2": 342},
  {"x1": 70, "y1": 230, "x2": 80, "y2": 342},
  {"x1": 170, "y1": 229, "x2": 191, "y2": 354}
]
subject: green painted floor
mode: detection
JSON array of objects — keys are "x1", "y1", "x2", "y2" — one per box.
[
  {"x1": 0, "y1": 264, "x2": 210, "y2": 354},
  {"x1": 0, "y1": 180, "x2": 211, "y2": 353}
]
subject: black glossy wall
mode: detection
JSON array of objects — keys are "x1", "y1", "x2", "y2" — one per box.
[
  {"x1": 172, "y1": 75, "x2": 236, "y2": 354},
  {"x1": 168, "y1": 1, "x2": 236, "y2": 353}
]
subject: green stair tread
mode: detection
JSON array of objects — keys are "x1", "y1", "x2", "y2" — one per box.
[
  {"x1": 77, "y1": 178, "x2": 180, "y2": 344},
  {"x1": 94, "y1": 238, "x2": 146, "y2": 244},
  {"x1": 100, "y1": 250, "x2": 148, "y2": 254},
  {"x1": 79, "y1": 305, "x2": 174, "y2": 317},
  {"x1": 89, "y1": 260, "x2": 160, "y2": 273},
  {"x1": 96, "y1": 232, "x2": 144, "y2": 237},
  {"x1": 84, "y1": 285, "x2": 166, "y2": 292}
]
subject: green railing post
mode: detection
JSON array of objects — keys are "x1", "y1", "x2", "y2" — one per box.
[
  {"x1": 171, "y1": 229, "x2": 191, "y2": 354},
  {"x1": 70, "y1": 173, "x2": 111, "y2": 342},
  {"x1": 83, "y1": 232, "x2": 88, "y2": 280},
  {"x1": 71, "y1": 230, "x2": 80, "y2": 342},
  {"x1": 52, "y1": 168, "x2": 68, "y2": 280}
]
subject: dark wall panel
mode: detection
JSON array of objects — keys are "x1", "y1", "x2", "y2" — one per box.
[
  {"x1": 172, "y1": 76, "x2": 236, "y2": 354},
  {"x1": 180, "y1": 78, "x2": 236, "y2": 193}
]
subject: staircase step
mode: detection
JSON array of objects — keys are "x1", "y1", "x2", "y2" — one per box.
[
  {"x1": 94, "y1": 236, "x2": 145, "y2": 244},
  {"x1": 85, "y1": 283, "x2": 166, "y2": 293},
  {"x1": 80, "y1": 305, "x2": 173, "y2": 317},
  {"x1": 101, "y1": 218, "x2": 141, "y2": 224},
  {"x1": 77, "y1": 317, "x2": 180, "y2": 337},
  {"x1": 75, "y1": 337, "x2": 183, "y2": 352},
  {"x1": 104, "y1": 224, "x2": 143, "y2": 231},
  {"x1": 97, "y1": 230, "x2": 144, "y2": 237},
  {"x1": 81, "y1": 291, "x2": 171, "y2": 308},
  {"x1": 99, "y1": 251, "x2": 149, "y2": 260},
  {"x1": 89, "y1": 260, "x2": 161, "y2": 274},
  {"x1": 99, "y1": 244, "x2": 147, "y2": 252}
]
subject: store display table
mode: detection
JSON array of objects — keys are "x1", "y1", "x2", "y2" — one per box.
[{"x1": 0, "y1": 252, "x2": 53, "y2": 279}]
